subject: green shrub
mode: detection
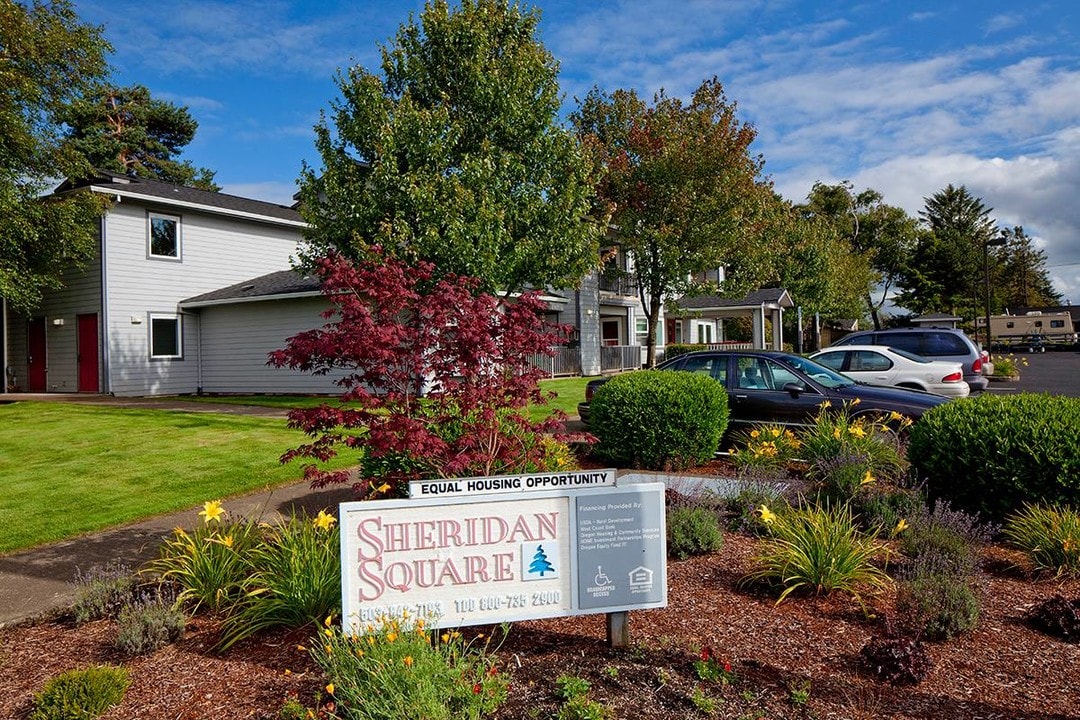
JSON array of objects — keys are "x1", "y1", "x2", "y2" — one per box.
[
  {"x1": 1003, "y1": 503, "x2": 1080, "y2": 577},
  {"x1": 30, "y1": 665, "x2": 130, "y2": 720},
  {"x1": 145, "y1": 501, "x2": 263, "y2": 613},
  {"x1": 115, "y1": 590, "x2": 186, "y2": 656},
  {"x1": 589, "y1": 370, "x2": 728, "y2": 470},
  {"x1": 721, "y1": 482, "x2": 788, "y2": 535},
  {"x1": 895, "y1": 571, "x2": 980, "y2": 640},
  {"x1": 218, "y1": 510, "x2": 341, "y2": 650},
  {"x1": 908, "y1": 394, "x2": 1080, "y2": 520},
  {"x1": 666, "y1": 506, "x2": 723, "y2": 560},
  {"x1": 311, "y1": 616, "x2": 508, "y2": 720},
  {"x1": 742, "y1": 502, "x2": 891, "y2": 604},
  {"x1": 72, "y1": 563, "x2": 138, "y2": 623}
]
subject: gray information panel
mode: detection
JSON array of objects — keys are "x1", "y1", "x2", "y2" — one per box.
[{"x1": 575, "y1": 490, "x2": 666, "y2": 609}]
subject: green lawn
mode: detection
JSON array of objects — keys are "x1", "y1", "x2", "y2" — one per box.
[
  {"x1": 0, "y1": 378, "x2": 592, "y2": 553},
  {"x1": 0, "y1": 402, "x2": 349, "y2": 554},
  {"x1": 178, "y1": 376, "x2": 592, "y2": 422}
]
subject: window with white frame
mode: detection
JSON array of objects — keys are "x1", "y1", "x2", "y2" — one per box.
[
  {"x1": 148, "y1": 212, "x2": 181, "y2": 259},
  {"x1": 635, "y1": 317, "x2": 649, "y2": 346},
  {"x1": 150, "y1": 314, "x2": 182, "y2": 359}
]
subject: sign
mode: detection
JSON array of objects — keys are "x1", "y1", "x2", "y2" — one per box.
[
  {"x1": 339, "y1": 482, "x2": 666, "y2": 631},
  {"x1": 409, "y1": 468, "x2": 616, "y2": 499}
]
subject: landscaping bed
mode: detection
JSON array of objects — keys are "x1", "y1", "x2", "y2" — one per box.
[{"x1": 2, "y1": 529, "x2": 1078, "y2": 719}]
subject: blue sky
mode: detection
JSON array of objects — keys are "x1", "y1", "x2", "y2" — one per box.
[{"x1": 76, "y1": 0, "x2": 1080, "y2": 304}]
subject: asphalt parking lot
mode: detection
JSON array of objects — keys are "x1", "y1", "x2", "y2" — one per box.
[{"x1": 985, "y1": 347, "x2": 1080, "y2": 397}]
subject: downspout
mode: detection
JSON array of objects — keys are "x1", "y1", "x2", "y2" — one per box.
[{"x1": 100, "y1": 212, "x2": 112, "y2": 394}]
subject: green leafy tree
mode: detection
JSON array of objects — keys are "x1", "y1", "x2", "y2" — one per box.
[
  {"x1": 996, "y1": 225, "x2": 1063, "y2": 308},
  {"x1": 0, "y1": 0, "x2": 111, "y2": 311},
  {"x1": 897, "y1": 184, "x2": 996, "y2": 316},
  {"x1": 796, "y1": 182, "x2": 919, "y2": 329},
  {"x1": 298, "y1": 0, "x2": 602, "y2": 295},
  {"x1": 572, "y1": 78, "x2": 774, "y2": 366},
  {"x1": 60, "y1": 83, "x2": 219, "y2": 190}
]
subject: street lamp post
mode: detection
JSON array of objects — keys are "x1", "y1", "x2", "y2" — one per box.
[{"x1": 984, "y1": 235, "x2": 1008, "y2": 351}]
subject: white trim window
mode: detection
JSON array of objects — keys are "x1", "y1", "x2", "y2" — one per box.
[
  {"x1": 149, "y1": 314, "x2": 182, "y2": 359},
  {"x1": 635, "y1": 317, "x2": 649, "y2": 347},
  {"x1": 148, "y1": 212, "x2": 182, "y2": 260}
]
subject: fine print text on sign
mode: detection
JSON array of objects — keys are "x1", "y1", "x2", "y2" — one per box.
[{"x1": 339, "y1": 480, "x2": 666, "y2": 631}]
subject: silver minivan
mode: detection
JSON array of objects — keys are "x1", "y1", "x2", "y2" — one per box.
[{"x1": 831, "y1": 328, "x2": 988, "y2": 392}]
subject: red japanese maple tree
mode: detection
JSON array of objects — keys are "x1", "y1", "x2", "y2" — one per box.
[{"x1": 269, "y1": 251, "x2": 584, "y2": 496}]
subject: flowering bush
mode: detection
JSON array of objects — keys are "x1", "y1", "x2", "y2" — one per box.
[
  {"x1": 146, "y1": 500, "x2": 262, "y2": 613},
  {"x1": 729, "y1": 424, "x2": 801, "y2": 477},
  {"x1": 269, "y1": 251, "x2": 588, "y2": 497},
  {"x1": 310, "y1": 614, "x2": 508, "y2": 720},
  {"x1": 693, "y1": 646, "x2": 736, "y2": 684},
  {"x1": 990, "y1": 353, "x2": 1026, "y2": 377},
  {"x1": 799, "y1": 400, "x2": 909, "y2": 488}
]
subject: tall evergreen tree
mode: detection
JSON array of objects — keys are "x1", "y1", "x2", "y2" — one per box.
[
  {"x1": 60, "y1": 83, "x2": 219, "y2": 190},
  {"x1": 897, "y1": 184, "x2": 996, "y2": 316},
  {"x1": 996, "y1": 225, "x2": 1063, "y2": 308},
  {"x1": 298, "y1": 0, "x2": 602, "y2": 295},
  {"x1": 0, "y1": 0, "x2": 111, "y2": 312}
]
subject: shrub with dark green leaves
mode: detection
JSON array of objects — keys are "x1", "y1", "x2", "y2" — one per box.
[
  {"x1": 908, "y1": 394, "x2": 1080, "y2": 520},
  {"x1": 667, "y1": 506, "x2": 724, "y2": 560},
  {"x1": 30, "y1": 665, "x2": 130, "y2": 720},
  {"x1": 589, "y1": 370, "x2": 728, "y2": 470},
  {"x1": 854, "y1": 483, "x2": 926, "y2": 537}
]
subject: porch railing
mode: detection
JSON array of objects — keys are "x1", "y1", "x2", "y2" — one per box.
[
  {"x1": 527, "y1": 347, "x2": 582, "y2": 378},
  {"x1": 600, "y1": 345, "x2": 641, "y2": 372}
]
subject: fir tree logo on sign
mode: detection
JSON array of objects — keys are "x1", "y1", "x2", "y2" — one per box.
[{"x1": 524, "y1": 542, "x2": 559, "y2": 579}]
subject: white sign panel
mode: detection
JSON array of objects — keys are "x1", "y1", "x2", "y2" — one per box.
[
  {"x1": 409, "y1": 468, "x2": 616, "y2": 499},
  {"x1": 339, "y1": 483, "x2": 666, "y2": 631}
]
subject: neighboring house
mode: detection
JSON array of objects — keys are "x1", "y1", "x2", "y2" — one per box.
[{"x1": 1, "y1": 172, "x2": 343, "y2": 397}]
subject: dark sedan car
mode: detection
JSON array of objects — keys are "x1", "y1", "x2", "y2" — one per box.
[{"x1": 577, "y1": 350, "x2": 951, "y2": 434}]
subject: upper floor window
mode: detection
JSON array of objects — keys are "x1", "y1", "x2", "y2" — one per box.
[{"x1": 149, "y1": 213, "x2": 181, "y2": 260}]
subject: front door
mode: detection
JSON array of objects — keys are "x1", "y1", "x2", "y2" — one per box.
[
  {"x1": 27, "y1": 318, "x2": 47, "y2": 392},
  {"x1": 77, "y1": 313, "x2": 99, "y2": 393}
]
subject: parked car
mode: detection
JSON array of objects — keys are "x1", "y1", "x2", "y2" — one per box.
[
  {"x1": 576, "y1": 350, "x2": 951, "y2": 435},
  {"x1": 809, "y1": 345, "x2": 970, "y2": 398},
  {"x1": 830, "y1": 327, "x2": 989, "y2": 392}
]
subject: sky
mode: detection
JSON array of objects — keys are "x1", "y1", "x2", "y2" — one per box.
[{"x1": 75, "y1": 0, "x2": 1080, "y2": 305}]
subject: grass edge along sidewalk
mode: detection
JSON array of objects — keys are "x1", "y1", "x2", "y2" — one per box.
[{"x1": 0, "y1": 402, "x2": 353, "y2": 554}]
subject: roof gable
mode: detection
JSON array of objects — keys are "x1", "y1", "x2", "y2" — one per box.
[{"x1": 56, "y1": 172, "x2": 304, "y2": 227}]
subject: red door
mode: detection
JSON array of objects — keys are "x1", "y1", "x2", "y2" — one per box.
[
  {"x1": 27, "y1": 318, "x2": 47, "y2": 392},
  {"x1": 77, "y1": 313, "x2": 99, "y2": 393}
]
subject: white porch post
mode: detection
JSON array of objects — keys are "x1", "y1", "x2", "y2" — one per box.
[
  {"x1": 772, "y1": 308, "x2": 784, "y2": 350},
  {"x1": 752, "y1": 306, "x2": 765, "y2": 348}
]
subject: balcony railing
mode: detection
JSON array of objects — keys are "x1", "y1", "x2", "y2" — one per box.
[{"x1": 598, "y1": 274, "x2": 637, "y2": 296}]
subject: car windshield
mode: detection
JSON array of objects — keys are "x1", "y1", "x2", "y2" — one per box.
[
  {"x1": 887, "y1": 346, "x2": 931, "y2": 364},
  {"x1": 784, "y1": 354, "x2": 855, "y2": 389}
]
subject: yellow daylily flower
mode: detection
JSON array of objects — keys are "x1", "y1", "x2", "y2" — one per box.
[
  {"x1": 326, "y1": 683, "x2": 335, "y2": 695},
  {"x1": 833, "y1": 427, "x2": 842, "y2": 440},
  {"x1": 861, "y1": 470, "x2": 876, "y2": 486},
  {"x1": 893, "y1": 518, "x2": 909, "y2": 535},
  {"x1": 220, "y1": 534, "x2": 234, "y2": 549},
  {"x1": 888, "y1": 410, "x2": 903, "y2": 422},
  {"x1": 750, "y1": 429, "x2": 760, "y2": 438},
  {"x1": 849, "y1": 425, "x2": 866, "y2": 438},
  {"x1": 313, "y1": 510, "x2": 337, "y2": 531},
  {"x1": 758, "y1": 505, "x2": 776, "y2": 524},
  {"x1": 851, "y1": 397, "x2": 861, "y2": 406},
  {"x1": 376, "y1": 482, "x2": 392, "y2": 494},
  {"x1": 404, "y1": 656, "x2": 414, "y2": 667},
  {"x1": 199, "y1": 500, "x2": 225, "y2": 524},
  {"x1": 324, "y1": 615, "x2": 334, "y2": 628},
  {"x1": 821, "y1": 400, "x2": 832, "y2": 409}
]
